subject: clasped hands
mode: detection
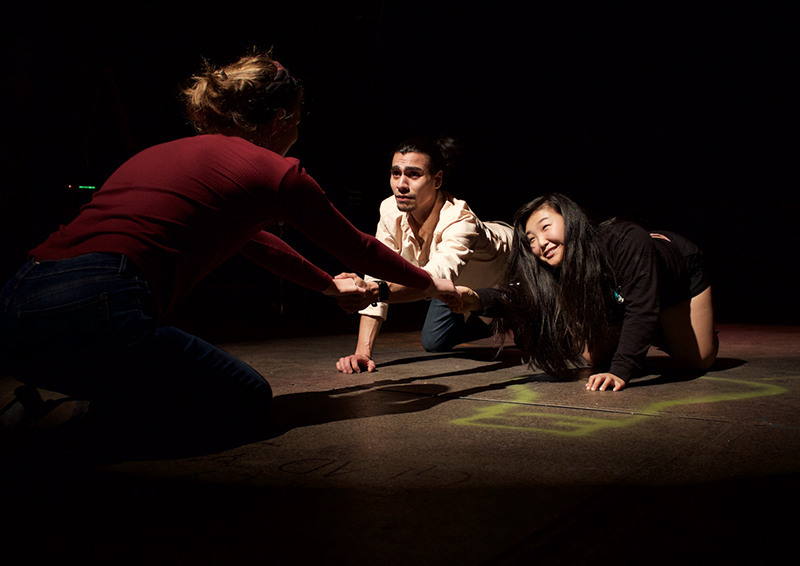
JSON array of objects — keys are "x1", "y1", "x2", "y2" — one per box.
[
  {"x1": 323, "y1": 273, "x2": 461, "y2": 313},
  {"x1": 441, "y1": 286, "x2": 483, "y2": 313}
]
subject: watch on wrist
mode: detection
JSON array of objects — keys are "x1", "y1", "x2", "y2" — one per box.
[{"x1": 371, "y1": 280, "x2": 389, "y2": 306}]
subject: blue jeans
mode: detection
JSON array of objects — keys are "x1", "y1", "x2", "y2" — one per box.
[
  {"x1": 1, "y1": 254, "x2": 272, "y2": 430},
  {"x1": 420, "y1": 298, "x2": 493, "y2": 352}
]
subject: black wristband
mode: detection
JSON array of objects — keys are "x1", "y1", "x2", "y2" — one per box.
[
  {"x1": 377, "y1": 280, "x2": 389, "y2": 302},
  {"x1": 371, "y1": 280, "x2": 389, "y2": 306}
]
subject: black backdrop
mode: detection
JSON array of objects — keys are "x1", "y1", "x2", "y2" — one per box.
[{"x1": 2, "y1": 1, "x2": 797, "y2": 329}]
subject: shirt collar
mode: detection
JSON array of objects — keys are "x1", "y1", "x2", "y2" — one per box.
[{"x1": 408, "y1": 190, "x2": 445, "y2": 243}]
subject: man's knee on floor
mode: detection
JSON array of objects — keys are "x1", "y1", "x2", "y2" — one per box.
[{"x1": 421, "y1": 333, "x2": 455, "y2": 353}]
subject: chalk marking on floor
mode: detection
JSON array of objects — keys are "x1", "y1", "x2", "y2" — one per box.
[{"x1": 451, "y1": 377, "x2": 788, "y2": 436}]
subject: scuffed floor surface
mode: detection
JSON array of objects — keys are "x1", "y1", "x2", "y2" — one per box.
[{"x1": 2, "y1": 324, "x2": 799, "y2": 565}]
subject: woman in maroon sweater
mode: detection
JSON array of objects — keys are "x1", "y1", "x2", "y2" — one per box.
[{"x1": 0, "y1": 52, "x2": 452, "y2": 438}]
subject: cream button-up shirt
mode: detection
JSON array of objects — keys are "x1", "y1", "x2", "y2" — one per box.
[{"x1": 359, "y1": 190, "x2": 513, "y2": 320}]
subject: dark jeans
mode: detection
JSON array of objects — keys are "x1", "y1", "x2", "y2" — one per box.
[
  {"x1": 1, "y1": 253, "x2": 272, "y2": 432},
  {"x1": 420, "y1": 298, "x2": 493, "y2": 352}
]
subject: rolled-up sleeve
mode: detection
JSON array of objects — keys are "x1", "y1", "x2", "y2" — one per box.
[{"x1": 359, "y1": 209, "x2": 402, "y2": 319}]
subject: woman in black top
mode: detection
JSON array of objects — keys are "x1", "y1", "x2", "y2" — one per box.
[{"x1": 452, "y1": 193, "x2": 718, "y2": 391}]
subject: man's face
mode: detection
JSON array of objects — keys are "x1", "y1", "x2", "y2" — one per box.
[{"x1": 390, "y1": 152, "x2": 442, "y2": 221}]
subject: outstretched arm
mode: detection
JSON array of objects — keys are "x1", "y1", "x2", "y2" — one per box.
[
  {"x1": 357, "y1": 204, "x2": 482, "y2": 305},
  {"x1": 280, "y1": 171, "x2": 433, "y2": 291},
  {"x1": 332, "y1": 274, "x2": 457, "y2": 373},
  {"x1": 240, "y1": 230, "x2": 335, "y2": 292},
  {"x1": 336, "y1": 315, "x2": 383, "y2": 373},
  {"x1": 334, "y1": 272, "x2": 458, "y2": 312}
]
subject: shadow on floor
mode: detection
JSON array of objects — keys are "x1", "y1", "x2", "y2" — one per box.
[{"x1": 0, "y1": 354, "x2": 749, "y2": 467}]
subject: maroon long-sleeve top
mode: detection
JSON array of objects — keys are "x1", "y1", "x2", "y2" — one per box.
[{"x1": 31, "y1": 134, "x2": 432, "y2": 316}]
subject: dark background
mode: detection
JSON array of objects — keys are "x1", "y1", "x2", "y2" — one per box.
[{"x1": 2, "y1": 1, "x2": 797, "y2": 335}]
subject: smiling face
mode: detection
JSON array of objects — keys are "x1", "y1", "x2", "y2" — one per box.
[
  {"x1": 525, "y1": 205, "x2": 566, "y2": 267},
  {"x1": 390, "y1": 152, "x2": 442, "y2": 223}
]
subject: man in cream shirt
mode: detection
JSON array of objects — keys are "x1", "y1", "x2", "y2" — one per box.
[{"x1": 336, "y1": 137, "x2": 513, "y2": 373}]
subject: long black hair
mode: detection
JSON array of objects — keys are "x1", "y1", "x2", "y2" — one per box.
[{"x1": 495, "y1": 193, "x2": 616, "y2": 374}]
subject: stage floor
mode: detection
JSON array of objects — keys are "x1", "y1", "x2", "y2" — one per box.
[{"x1": 2, "y1": 323, "x2": 799, "y2": 565}]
